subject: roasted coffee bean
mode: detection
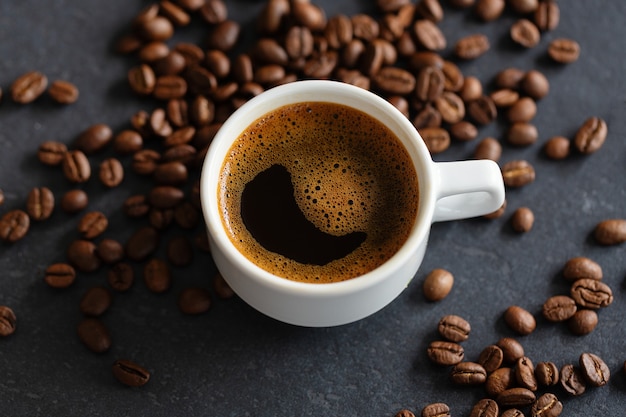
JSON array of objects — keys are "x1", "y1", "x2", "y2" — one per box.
[
  {"x1": 420, "y1": 403, "x2": 449, "y2": 417},
  {"x1": 560, "y1": 364, "x2": 586, "y2": 396},
  {"x1": 486, "y1": 367, "x2": 515, "y2": 397},
  {"x1": 435, "y1": 92, "x2": 465, "y2": 124},
  {"x1": 497, "y1": 387, "x2": 536, "y2": 407},
  {"x1": 0, "y1": 210, "x2": 30, "y2": 243},
  {"x1": 563, "y1": 257, "x2": 603, "y2": 281},
  {"x1": 96, "y1": 239, "x2": 124, "y2": 264},
  {"x1": 387, "y1": 96, "x2": 410, "y2": 118},
  {"x1": 509, "y1": 0, "x2": 538, "y2": 14},
  {"x1": 423, "y1": 268, "x2": 454, "y2": 301},
  {"x1": 107, "y1": 262, "x2": 134, "y2": 292},
  {"x1": 44, "y1": 263, "x2": 76, "y2": 288},
  {"x1": 510, "y1": 207, "x2": 534, "y2": 233},
  {"x1": 441, "y1": 60, "x2": 463, "y2": 92},
  {"x1": 62, "y1": 150, "x2": 91, "y2": 183},
  {"x1": 61, "y1": 189, "x2": 88, "y2": 214},
  {"x1": 516, "y1": 356, "x2": 538, "y2": 391},
  {"x1": 416, "y1": 0, "x2": 444, "y2": 22},
  {"x1": 74, "y1": 124, "x2": 113, "y2": 154},
  {"x1": 373, "y1": 67, "x2": 415, "y2": 95},
  {"x1": 252, "y1": 38, "x2": 289, "y2": 65},
  {"x1": 501, "y1": 160, "x2": 535, "y2": 187},
  {"x1": 427, "y1": 341, "x2": 465, "y2": 366},
  {"x1": 548, "y1": 38, "x2": 580, "y2": 64},
  {"x1": 497, "y1": 337, "x2": 525, "y2": 364},
  {"x1": 510, "y1": 19, "x2": 540, "y2": 48},
  {"x1": 531, "y1": 393, "x2": 562, "y2": 417},
  {"x1": 350, "y1": 13, "x2": 378, "y2": 41},
  {"x1": 123, "y1": 194, "x2": 150, "y2": 218},
  {"x1": 67, "y1": 239, "x2": 101, "y2": 272},
  {"x1": 438, "y1": 314, "x2": 471, "y2": 342},
  {"x1": 542, "y1": 295, "x2": 577, "y2": 322},
  {"x1": 415, "y1": 66, "x2": 444, "y2": 102},
  {"x1": 149, "y1": 185, "x2": 185, "y2": 209},
  {"x1": 570, "y1": 278, "x2": 613, "y2": 309},
  {"x1": 535, "y1": 361, "x2": 559, "y2": 386},
  {"x1": 150, "y1": 108, "x2": 174, "y2": 137},
  {"x1": 478, "y1": 345, "x2": 504, "y2": 373},
  {"x1": 450, "y1": 362, "x2": 487, "y2": 385},
  {"x1": 78, "y1": 211, "x2": 108, "y2": 239},
  {"x1": 160, "y1": 0, "x2": 191, "y2": 26},
  {"x1": 11, "y1": 71, "x2": 48, "y2": 103},
  {"x1": 544, "y1": 136, "x2": 570, "y2": 160},
  {"x1": 413, "y1": 104, "x2": 442, "y2": 129},
  {"x1": 130, "y1": 110, "x2": 151, "y2": 137},
  {"x1": 154, "y1": 161, "x2": 188, "y2": 185},
  {"x1": 162, "y1": 144, "x2": 197, "y2": 167},
  {"x1": 48, "y1": 79, "x2": 79, "y2": 104},
  {"x1": 521, "y1": 70, "x2": 549, "y2": 100},
  {"x1": 285, "y1": 26, "x2": 315, "y2": 61},
  {"x1": 213, "y1": 272, "x2": 235, "y2": 299},
  {"x1": 507, "y1": 122, "x2": 538, "y2": 146},
  {"x1": 77, "y1": 318, "x2": 111, "y2": 353},
  {"x1": 534, "y1": 0, "x2": 560, "y2": 31},
  {"x1": 112, "y1": 359, "x2": 151, "y2": 387},
  {"x1": 501, "y1": 409, "x2": 524, "y2": 417},
  {"x1": 420, "y1": 127, "x2": 450, "y2": 154},
  {"x1": 475, "y1": 0, "x2": 504, "y2": 21},
  {"x1": 149, "y1": 207, "x2": 175, "y2": 230},
  {"x1": 324, "y1": 14, "x2": 353, "y2": 49},
  {"x1": 504, "y1": 305, "x2": 536, "y2": 335},
  {"x1": 153, "y1": 75, "x2": 187, "y2": 100},
  {"x1": 474, "y1": 137, "x2": 501, "y2": 161},
  {"x1": 579, "y1": 352, "x2": 610, "y2": 386},
  {"x1": 507, "y1": 97, "x2": 537, "y2": 123},
  {"x1": 37, "y1": 140, "x2": 68, "y2": 166},
  {"x1": 455, "y1": 34, "x2": 489, "y2": 59},
  {"x1": 26, "y1": 186, "x2": 54, "y2": 221},
  {"x1": 496, "y1": 68, "x2": 525, "y2": 90},
  {"x1": 132, "y1": 149, "x2": 162, "y2": 175},
  {"x1": 469, "y1": 399, "x2": 498, "y2": 417},
  {"x1": 166, "y1": 99, "x2": 190, "y2": 128},
  {"x1": 174, "y1": 201, "x2": 200, "y2": 229},
  {"x1": 413, "y1": 19, "x2": 446, "y2": 51},
  {"x1": 0, "y1": 306, "x2": 17, "y2": 337},
  {"x1": 138, "y1": 41, "x2": 170, "y2": 63},
  {"x1": 164, "y1": 126, "x2": 195, "y2": 147},
  {"x1": 79, "y1": 286, "x2": 113, "y2": 317},
  {"x1": 409, "y1": 51, "x2": 444, "y2": 71},
  {"x1": 99, "y1": 158, "x2": 124, "y2": 188},
  {"x1": 154, "y1": 50, "x2": 188, "y2": 76},
  {"x1": 125, "y1": 226, "x2": 160, "y2": 262},
  {"x1": 167, "y1": 235, "x2": 193, "y2": 267},
  {"x1": 568, "y1": 309, "x2": 598, "y2": 335},
  {"x1": 137, "y1": 16, "x2": 174, "y2": 41},
  {"x1": 490, "y1": 89, "x2": 519, "y2": 108},
  {"x1": 254, "y1": 64, "x2": 286, "y2": 85},
  {"x1": 178, "y1": 287, "x2": 212, "y2": 314},
  {"x1": 199, "y1": 0, "x2": 227, "y2": 24},
  {"x1": 484, "y1": 200, "x2": 506, "y2": 219},
  {"x1": 113, "y1": 130, "x2": 143, "y2": 155},
  {"x1": 459, "y1": 76, "x2": 483, "y2": 102},
  {"x1": 206, "y1": 20, "x2": 240, "y2": 51},
  {"x1": 594, "y1": 218, "x2": 626, "y2": 245},
  {"x1": 467, "y1": 96, "x2": 497, "y2": 125},
  {"x1": 174, "y1": 42, "x2": 205, "y2": 66},
  {"x1": 175, "y1": 0, "x2": 205, "y2": 12},
  {"x1": 574, "y1": 117, "x2": 608, "y2": 154},
  {"x1": 190, "y1": 95, "x2": 215, "y2": 126},
  {"x1": 143, "y1": 258, "x2": 171, "y2": 293}
]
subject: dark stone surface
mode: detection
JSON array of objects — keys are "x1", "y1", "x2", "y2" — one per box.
[{"x1": 1, "y1": 1, "x2": 625, "y2": 416}]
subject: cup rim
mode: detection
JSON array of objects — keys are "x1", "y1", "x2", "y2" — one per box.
[{"x1": 200, "y1": 80, "x2": 437, "y2": 294}]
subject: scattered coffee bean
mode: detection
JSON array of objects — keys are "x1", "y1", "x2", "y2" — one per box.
[
  {"x1": 467, "y1": 95, "x2": 497, "y2": 125},
  {"x1": 521, "y1": 70, "x2": 549, "y2": 100},
  {"x1": 74, "y1": 124, "x2": 113, "y2": 155},
  {"x1": 568, "y1": 309, "x2": 598, "y2": 335},
  {"x1": 475, "y1": 0, "x2": 505, "y2": 21},
  {"x1": 455, "y1": 33, "x2": 490, "y2": 60},
  {"x1": 149, "y1": 185, "x2": 185, "y2": 209},
  {"x1": 422, "y1": 268, "x2": 454, "y2": 301},
  {"x1": 486, "y1": 367, "x2": 515, "y2": 397},
  {"x1": 510, "y1": 19, "x2": 540, "y2": 48},
  {"x1": 469, "y1": 399, "x2": 498, "y2": 417},
  {"x1": 497, "y1": 337, "x2": 525, "y2": 364},
  {"x1": 531, "y1": 393, "x2": 562, "y2": 417},
  {"x1": 501, "y1": 409, "x2": 524, "y2": 417},
  {"x1": 515, "y1": 356, "x2": 538, "y2": 391},
  {"x1": 574, "y1": 117, "x2": 607, "y2": 154},
  {"x1": 501, "y1": 160, "x2": 535, "y2": 187},
  {"x1": 78, "y1": 211, "x2": 108, "y2": 239},
  {"x1": 560, "y1": 364, "x2": 586, "y2": 396},
  {"x1": 60, "y1": 189, "x2": 88, "y2": 214},
  {"x1": 96, "y1": 238, "x2": 124, "y2": 264},
  {"x1": 213, "y1": 272, "x2": 235, "y2": 299},
  {"x1": 534, "y1": 0, "x2": 560, "y2": 31},
  {"x1": 427, "y1": 340, "x2": 465, "y2": 366},
  {"x1": 178, "y1": 287, "x2": 212, "y2": 314},
  {"x1": 420, "y1": 403, "x2": 449, "y2": 417},
  {"x1": 80, "y1": 286, "x2": 113, "y2": 317},
  {"x1": 450, "y1": 120, "x2": 477, "y2": 141},
  {"x1": 496, "y1": 67, "x2": 525, "y2": 90},
  {"x1": 570, "y1": 278, "x2": 613, "y2": 309},
  {"x1": 542, "y1": 295, "x2": 577, "y2": 322},
  {"x1": 62, "y1": 150, "x2": 91, "y2": 183},
  {"x1": 0, "y1": 305, "x2": 17, "y2": 337},
  {"x1": 48, "y1": 80, "x2": 79, "y2": 104},
  {"x1": 478, "y1": 344, "x2": 504, "y2": 373},
  {"x1": 11, "y1": 70, "x2": 48, "y2": 103},
  {"x1": 420, "y1": 127, "x2": 450, "y2": 154},
  {"x1": 77, "y1": 318, "x2": 111, "y2": 353},
  {"x1": 143, "y1": 258, "x2": 171, "y2": 293},
  {"x1": 67, "y1": 239, "x2": 101, "y2": 272},
  {"x1": 112, "y1": 359, "x2": 150, "y2": 387},
  {"x1": 507, "y1": 97, "x2": 537, "y2": 123},
  {"x1": 125, "y1": 226, "x2": 160, "y2": 261},
  {"x1": 173, "y1": 201, "x2": 200, "y2": 229},
  {"x1": 107, "y1": 262, "x2": 135, "y2": 292},
  {"x1": 438, "y1": 314, "x2": 471, "y2": 342},
  {"x1": 593, "y1": 218, "x2": 626, "y2": 245},
  {"x1": 37, "y1": 140, "x2": 68, "y2": 166},
  {"x1": 99, "y1": 158, "x2": 124, "y2": 188},
  {"x1": 44, "y1": 263, "x2": 76, "y2": 288},
  {"x1": 506, "y1": 122, "x2": 538, "y2": 146},
  {"x1": 474, "y1": 137, "x2": 501, "y2": 161},
  {"x1": 26, "y1": 186, "x2": 55, "y2": 221},
  {"x1": 544, "y1": 136, "x2": 570, "y2": 159},
  {"x1": 0, "y1": 209, "x2": 30, "y2": 243},
  {"x1": 535, "y1": 361, "x2": 559, "y2": 386},
  {"x1": 562, "y1": 256, "x2": 603, "y2": 281},
  {"x1": 497, "y1": 387, "x2": 536, "y2": 407},
  {"x1": 450, "y1": 362, "x2": 487, "y2": 385},
  {"x1": 459, "y1": 76, "x2": 483, "y2": 102},
  {"x1": 579, "y1": 352, "x2": 610, "y2": 387},
  {"x1": 413, "y1": 19, "x2": 446, "y2": 51},
  {"x1": 548, "y1": 38, "x2": 580, "y2": 64},
  {"x1": 167, "y1": 235, "x2": 193, "y2": 266},
  {"x1": 510, "y1": 207, "x2": 534, "y2": 233},
  {"x1": 504, "y1": 305, "x2": 536, "y2": 335}
]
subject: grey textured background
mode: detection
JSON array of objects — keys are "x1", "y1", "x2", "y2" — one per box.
[{"x1": 1, "y1": 1, "x2": 625, "y2": 416}]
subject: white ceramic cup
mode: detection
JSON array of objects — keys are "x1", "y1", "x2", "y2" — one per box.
[{"x1": 200, "y1": 80, "x2": 505, "y2": 327}]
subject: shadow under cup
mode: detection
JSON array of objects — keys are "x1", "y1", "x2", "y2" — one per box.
[{"x1": 200, "y1": 80, "x2": 474, "y2": 327}]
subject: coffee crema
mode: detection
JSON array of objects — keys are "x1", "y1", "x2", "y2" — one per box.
[{"x1": 218, "y1": 101, "x2": 419, "y2": 283}]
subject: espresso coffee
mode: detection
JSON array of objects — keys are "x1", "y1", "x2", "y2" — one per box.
[{"x1": 218, "y1": 101, "x2": 419, "y2": 283}]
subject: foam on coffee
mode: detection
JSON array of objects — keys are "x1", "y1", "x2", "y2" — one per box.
[{"x1": 218, "y1": 102, "x2": 419, "y2": 283}]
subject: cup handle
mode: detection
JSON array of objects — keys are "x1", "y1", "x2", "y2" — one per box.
[{"x1": 432, "y1": 160, "x2": 505, "y2": 223}]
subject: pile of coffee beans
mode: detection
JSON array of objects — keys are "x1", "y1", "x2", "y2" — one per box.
[{"x1": 0, "y1": 0, "x2": 624, "y2": 411}]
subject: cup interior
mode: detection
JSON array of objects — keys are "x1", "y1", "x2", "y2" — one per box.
[{"x1": 200, "y1": 80, "x2": 437, "y2": 293}]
